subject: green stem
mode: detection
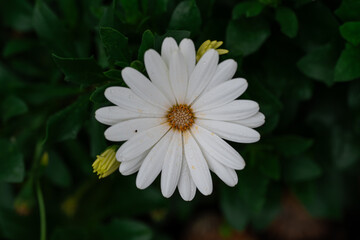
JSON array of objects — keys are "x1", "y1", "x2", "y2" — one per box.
[{"x1": 37, "y1": 180, "x2": 46, "y2": 240}]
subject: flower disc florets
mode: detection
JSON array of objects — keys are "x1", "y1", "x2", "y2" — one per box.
[{"x1": 167, "y1": 104, "x2": 195, "y2": 131}]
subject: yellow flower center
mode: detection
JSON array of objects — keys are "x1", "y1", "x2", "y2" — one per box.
[
  {"x1": 167, "y1": 104, "x2": 195, "y2": 131},
  {"x1": 92, "y1": 145, "x2": 120, "y2": 179}
]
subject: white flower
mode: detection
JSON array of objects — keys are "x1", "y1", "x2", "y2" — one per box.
[{"x1": 95, "y1": 37, "x2": 265, "y2": 201}]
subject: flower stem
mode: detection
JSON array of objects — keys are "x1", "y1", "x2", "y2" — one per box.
[{"x1": 36, "y1": 181, "x2": 46, "y2": 240}]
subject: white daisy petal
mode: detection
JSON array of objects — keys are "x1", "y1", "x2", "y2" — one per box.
[
  {"x1": 122, "y1": 67, "x2": 171, "y2": 109},
  {"x1": 178, "y1": 156, "x2": 196, "y2": 201},
  {"x1": 119, "y1": 151, "x2": 149, "y2": 176},
  {"x1": 206, "y1": 59, "x2": 237, "y2": 90},
  {"x1": 144, "y1": 49, "x2": 176, "y2": 105},
  {"x1": 169, "y1": 50, "x2": 188, "y2": 103},
  {"x1": 104, "y1": 118, "x2": 166, "y2": 141},
  {"x1": 191, "y1": 124, "x2": 245, "y2": 170},
  {"x1": 183, "y1": 131, "x2": 212, "y2": 195},
  {"x1": 192, "y1": 78, "x2": 248, "y2": 112},
  {"x1": 197, "y1": 119, "x2": 260, "y2": 143},
  {"x1": 116, "y1": 123, "x2": 170, "y2": 161},
  {"x1": 196, "y1": 100, "x2": 259, "y2": 121},
  {"x1": 186, "y1": 49, "x2": 219, "y2": 104},
  {"x1": 179, "y1": 39, "x2": 196, "y2": 75},
  {"x1": 234, "y1": 112, "x2": 265, "y2": 128},
  {"x1": 95, "y1": 106, "x2": 162, "y2": 125},
  {"x1": 203, "y1": 151, "x2": 238, "y2": 187},
  {"x1": 161, "y1": 131, "x2": 183, "y2": 198},
  {"x1": 136, "y1": 130, "x2": 174, "y2": 189},
  {"x1": 105, "y1": 87, "x2": 164, "y2": 115},
  {"x1": 161, "y1": 37, "x2": 179, "y2": 66}
]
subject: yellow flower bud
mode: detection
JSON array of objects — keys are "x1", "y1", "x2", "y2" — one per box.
[
  {"x1": 196, "y1": 40, "x2": 229, "y2": 62},
  {"x1": 92, "y1": 145, "x2": 120, "y2": 179}
]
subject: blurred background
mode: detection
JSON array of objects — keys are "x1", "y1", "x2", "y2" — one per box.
[{"x1": 0, "y1": 0, "x2": 360, "y2": 239}]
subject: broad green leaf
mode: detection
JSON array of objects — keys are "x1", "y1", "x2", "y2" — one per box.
[
  {"x1": 226, "y1": 18, "x2": 270, "y2": 56},
  {"x1": 296, "y1": 2, "x2": 338, "y2": 51},
  {"x1": 348, "y1": 80, "x2": 360, "y2": 110},
  {"x1": 0, "y1": 64, "x2": 24, "y2": 94},
  {"x1": 0, "y1": 0, "x2": 32, "y2": 31},
  {"x1": 1, "y1": 96, "x2": 28, "y2": 122},
  {"x1": 100, "y1": 27, "x2": 130, "y2": 65},
  {"x1": 103, "y1": 69, "x2": 124, "y2": 82},
  {"x1": 101, "y1": 219, "x2": 153, "y2": 240},
  {"x1": 284, "y1": 155, "x2": 322, "y2": 182},
  {"x1": 118, "y1": 0, "x2": 142, "y2": 25},
  {"x1": 271, "y1": 135, "x2": 313, "y2": 157},
  {"x1": 232, "y1": 1, "x2": 264, "y2": 19},
  {"x1": 275, "y1": 7, "x2": 298, "y2": 38},
  {"x1": 51, "y1": 226, "x2": 88, "y2": 240},
  {"x1": 0, "y1": 139, "x2": 25, "y2": 183},
  {"x1": 334, "y1": 44, "x2": 360, "y2": 82},
  {"x1": 58, "y1": 0, "x2": 79, "y2": 29},
  {"x1": 53, "y1": 54, "x2": 107, "y2": 85},
  {"x1": 339, "y1": 22, "x2": 360, "y2": 46},
  {"x1": 33, "y1": 0, "x2": 74, "y2": 56},
  {"x1": 138, "y1": 30, "x2": 155, "y2": 61},
  {"x1": 3, "y1": 39, "x2": 37, "y2": 58},
  {"x1": 90, "y1": 82, "x2": 119, "y2": 105},
  {"x1": 220, "y1": 186, "x2": 249, "y2": 230},
  {"x1": 44, "y1": 95, "x2": 90, "y2": 144},
  {"x1": 238, "y1": 167, "x2": 269, "y2": 213},
  {"x1": 88, "y1": 116, "x2": 107, "y2": 158},
  {"x1": 22, "y1": 83, "x2": 80, "y2": 105},
  {"x1": 259, "y1": 153, "x2": 280, "y2": 180},
  {"x1": 331, "y1": 127, "x2": 360, "y2": 170},
  {"x1": 130, "y1": 60, "x2": 145, "y2": 72},
  {"x1": 297, "y1": 43, "x2": 340, "y2": 86},
  {"x1": 45, "y1": 152, "x2": 72, "y2": 188},
  {"x1": 335, "y1": 0, "x2": 360, "y2": 22},
  {"x1": 169, "y1": 0, "x2": 202, "y2": 34}
]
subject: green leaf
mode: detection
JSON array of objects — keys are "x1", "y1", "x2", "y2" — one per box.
[
  {"x1": 88, "y1": 116, "x2": 107, "y2": 158},
  {"x1": 1, "y1": 96, "x2": 28, "y2": 122},
  {"x1": 297, "y1": 43, "x2": 340, "y2": 86},
  {"x1": 3, "y1": 39, "x2": 37, "y2": 58},
  {"x1": 101, "y1": 219, "x2": 153, "y2": 240},
  {"x1": 44, "y1": 95, "x2": 90, "y2": 144},
  {"x1": 334, "y1": 44, "x2": 360, "y2": 82},
  {"x1": 220, "y1": 186, "x2": 249, "y2": 230},
  {"x1": 271, "y1": 135, "x2": 313, "y2": 157},
  {"x1": 275, "y1": 7, "x2": 298, "y2": 38},
  {"x1": 33, "y1": 0, "x2": 74, "y2": 56},
  {"x1": 0, "y1": 0, "x2": 32, "y2": 31},
  {"x1": 331, "y1": 127, "x2": 360, "y2": 170},
  {"x1": 259, "y1": 153, "x2": 280, "y2": 180},
  {"x1": 339, "y1": 22, "x2": 360, "y2": 46},
  {"x1": 169, "y1": 0, "x2": 202, "y2": 34},
  {"x1": 232, "y1": 1, "x2": 264, "y2": 19},
  {"x1": 0, "y1": 139, "x2": 25, "y2": 183},
  {"x1": 45, "y1": 152, "x2": 72, "y2": 188},
  {"x1": 226, "y1": 18, "x2": 270, "y2": 56},
  {"x1": 284, "y1": 155, "x2": 322, "y2": 182},
  {"x1": 138, "y1": 30, "x2": 155, "y2": 61},
  {"x1": 53, "y1": 54, "x2": 107, "y2": 85},
  {"x1": 238, "y1": 167, "x2": 269, "y2": 213},
  {"x1": 130, "y1": 60, "x2": 145, "y2": 72},
  {"x1": 335, "y1": 0, "x2": 360, "y2": 22},
  {"x1": 100, "y1": 27, "x2": 130, "y2": 66},
  {"x1": 348, "y1": 80, "x2": 360, "y2": 110},
  {"x1": 103, "y1": 69, "x2": 125, "y2": 82}
]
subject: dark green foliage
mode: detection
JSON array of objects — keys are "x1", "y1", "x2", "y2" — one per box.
[{"x1": 1, "y1": 0, "x2": 360, "y2": 239}]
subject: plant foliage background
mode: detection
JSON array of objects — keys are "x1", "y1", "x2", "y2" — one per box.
[{"x1": 0, "y1": 0, "x2": 360, "y2": 239}]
